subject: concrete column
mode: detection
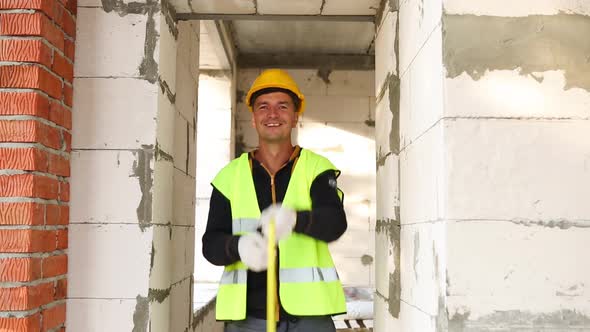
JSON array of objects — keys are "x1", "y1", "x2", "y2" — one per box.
[
  {"x1": 69, "y1": 1, "x2": 199, "y2": 330},
  {"x1": 374, "y1": 0, "x2": 590, "y2": 331}
]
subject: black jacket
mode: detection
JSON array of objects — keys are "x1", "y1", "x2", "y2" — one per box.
[{"x1": 201, "y1": 146, "x2": 347, "y2": 320}]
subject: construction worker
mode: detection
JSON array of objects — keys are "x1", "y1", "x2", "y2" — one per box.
[{"x1": 202, "y1": 69, "x2": 348, "y2": 332}]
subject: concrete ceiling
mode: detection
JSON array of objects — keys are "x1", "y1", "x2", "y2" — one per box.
[
  {"x1": 232, "y1": 21, "x2": 375, "y2": 54},
  {"x1": 176, "y1": 0, "x2": 379, "y2": 70},
  {"x1": 173, "y1": 0, "x2": 381, "y2": 16}
]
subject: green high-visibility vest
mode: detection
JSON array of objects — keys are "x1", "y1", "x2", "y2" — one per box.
[{"x1": 211, "y1": 149, "x2": 347, "y2": 320}]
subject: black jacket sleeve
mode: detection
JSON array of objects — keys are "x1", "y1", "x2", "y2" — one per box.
[
  {"x1": 201, "y1": 186, "x2": 241, "y2": 266},
  {"x1": 293, "y1": 170, "x2": 347, "y2": 243}
]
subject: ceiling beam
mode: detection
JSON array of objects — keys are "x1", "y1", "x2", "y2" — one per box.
[
  {"x1": 177, "y1": 13, "x2": 375, "y2": 22},
  {"x1": 238, "y1": 54, "x2": 375, "y2": 70}
]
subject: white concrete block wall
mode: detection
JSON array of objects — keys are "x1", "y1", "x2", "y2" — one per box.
[
  {"x1": 70, "y1": 3, "x2": 199, "y2": 331},
  {"x1": 66, "y1": 299, "x2": 139, "y2": 332},
  {"x1": 373, "y1": 0, "x2": 590, "y2": 330},
  {"x1": 374, "y1": 0, "x2": 446, "y2": 330},
  {"x1": 70, "y1": 2, "x2": 159, "y2": 331},
  {"x1": 236, "y1": 68, "x2": 376, "y2": 288},
  {"x1": 441, "y1": 1, "x2": 590, "y2": 329},
  {"x1": 153, "y1": 18, "x2": 199, "y2": 332},
  {"x1": 373, "y1": 5, "x2": 402, "y2": 330}
]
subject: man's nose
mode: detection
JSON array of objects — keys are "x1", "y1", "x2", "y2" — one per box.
[{"x1": 267, "y1": 106, "x2": 280, "y2": 117}]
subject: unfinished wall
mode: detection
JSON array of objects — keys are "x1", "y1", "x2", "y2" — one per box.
[
  {"x1": 236, "y1": 68, "x2": 377, "y2": 288},
  {"x1": 69, "y1": 1, "x2": 199, "y2": 331},
  {"x1": 442, "y1": 1, "x2": 590, "y2": 330},
  {"x1": 374, "y1": 0, "x2": 446, "y2": 330},
  {"x1": 374, "y1": 0, "x2": 590, "y2": 331}
]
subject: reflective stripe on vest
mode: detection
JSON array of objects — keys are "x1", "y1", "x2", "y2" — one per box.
[
  {"x1": 279, "y1": 267, "x2": 339, "y2": 283},
  {"x1": 232, "y1": 218, "x2": 259, "y2": 234},
  {"x1": 220, "y1": 269, "x2": 247, "y2": 284},
  {"x1": 220, "y1": 267, "x2": 339, "y2": 285}
]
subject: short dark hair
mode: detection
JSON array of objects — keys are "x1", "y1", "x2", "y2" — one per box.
[{"x1": 249, "y1": 87, "x2": 301, "y2": 112}]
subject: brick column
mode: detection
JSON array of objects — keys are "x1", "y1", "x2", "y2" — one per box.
[{"x1": 0, "y1": 0, "x2": 76, "y2": 331}]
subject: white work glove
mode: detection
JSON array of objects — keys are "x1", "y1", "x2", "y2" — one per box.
[
  {"x1": 259, "y1": 204, "x2": 296, "y2": 242},
  {"x1": 237, "y1": 233, "x2": 268, "y2": 272}
]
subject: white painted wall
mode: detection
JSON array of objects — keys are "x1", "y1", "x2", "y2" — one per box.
[
  {"x1": 236, "y1": 68, "x2": 377, "y2": 288},
  {"x1": 70, "y1": 3, "x2": 199, "y2": 331}
]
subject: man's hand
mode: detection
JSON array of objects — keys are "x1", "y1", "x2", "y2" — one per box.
[
  {"x1": 260, "y1": 204, "x2": 296, "y2": 242},
  {"x1": 237, "y1": 233, "x2": 268, "y2": 272}
]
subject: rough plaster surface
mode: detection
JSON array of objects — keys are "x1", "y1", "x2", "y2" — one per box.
[
  {"x1": 399, "y1": 25, "x2": 444, "y2": 149},
  {"x1": 398, "y1": 0, "x2": 442, "y2": 76},
  {"x1": 375, "y1": 10, "x2": 398, "y2": 92},
  {"x1": 70, "y1": 150, "x2": 151, "y2": 224},
  {"x1": 446, "y1": 223, "x2": 590, "y2": 330},
  {"x1": 68, "y1": 224, "x2": 152, "y2": 298},
  {"x1": 400, "y1": 223, "x2": 446, "y2": 316},
  {"x1": 375, "y1": 84, "x2": 393, "y2": 163},
  {"x1": 173, "y1": 168, "x2": 196, "y2": 227},
  {"x1": 400, "y1": 123, "x2": 443, "y2": 225},
  {"x1": 445, "y1": 70, "x2": 590, "y2": 119},
  {"x1": 67, "y1": 299, "x2": 138, "y2": 332},
  {"x1": 443, "y1": 14, "x2": 590, "y2": 92},
  {"x1": 444, "y1": 119, "x2": 590, "y2": 221},
  {"x1": 75, "y1": 8, "x2": 149, "y2": 77},
  {"x1": 73, "y1": 78, "x2": 158, "y2": 149}
]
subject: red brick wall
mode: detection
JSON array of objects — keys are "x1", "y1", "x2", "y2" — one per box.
[{"x1": 0, "y1": 0, "x2": 76, "y2": 331}]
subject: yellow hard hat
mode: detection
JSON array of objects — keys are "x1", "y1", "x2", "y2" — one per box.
[{"x1": 245, "y1": 69, "x2": 305, "y2": 113}]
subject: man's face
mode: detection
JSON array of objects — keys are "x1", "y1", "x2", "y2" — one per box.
[{"x1": 251, "y1": 91, "x2": 299, "y2": 144}]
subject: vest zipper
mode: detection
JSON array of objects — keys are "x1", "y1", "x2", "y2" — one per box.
[{"x1": 270, "y1": 175, "x2": 276, "y2": 204}]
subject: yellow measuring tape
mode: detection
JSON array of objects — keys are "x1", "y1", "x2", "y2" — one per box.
[{"x1": 266, "y1": 220, "x2": 276, "y2": 332}]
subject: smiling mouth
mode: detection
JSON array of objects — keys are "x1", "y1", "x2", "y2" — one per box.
[{"x1": 265, "y1": 123, "x2": 281, "y2": 127}]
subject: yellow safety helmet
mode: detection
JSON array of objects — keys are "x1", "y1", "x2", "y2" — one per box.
[{"x1": 245, "y1": 69, "x2": 306, "y2": 113}]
